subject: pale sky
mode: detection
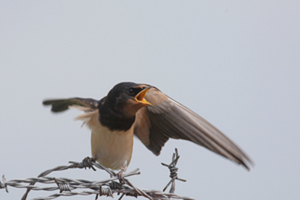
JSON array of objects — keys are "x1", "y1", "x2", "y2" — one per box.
[{"x1": 1, "y1": 1, "x2": 300, "y2": 200}]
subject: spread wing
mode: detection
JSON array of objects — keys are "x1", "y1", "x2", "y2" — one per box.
[
  {"x1": 43, "y1": 98, "x2": 99, "y2": 112},
  {"x1": 134, "y1": 87, "x2": 253, "y2": 170}
]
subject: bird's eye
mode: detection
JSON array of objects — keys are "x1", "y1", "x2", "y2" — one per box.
[{"x1": 129, "y1": 88, "x2": 135, "y2": 94}]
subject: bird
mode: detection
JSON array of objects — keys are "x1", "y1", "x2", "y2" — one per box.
[{"x1": 43, "y1": 82, "x2": 253, "y2": 171}]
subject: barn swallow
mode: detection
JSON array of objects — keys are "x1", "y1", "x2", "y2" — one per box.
[{"x1": 43, "y1": 82, "x2": 253, "y2": 171}]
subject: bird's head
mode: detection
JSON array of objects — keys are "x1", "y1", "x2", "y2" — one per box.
[{"x1": 106, "y1": 82, "x2": 152, "y2": 118}]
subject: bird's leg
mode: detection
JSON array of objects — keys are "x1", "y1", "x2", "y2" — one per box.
[{"x1": 116, "y1": 161, "x2": 128, "y2": 183}]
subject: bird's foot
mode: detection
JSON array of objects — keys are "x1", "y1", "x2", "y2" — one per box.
[
  {"x1": 116, "y1": 161, "x2": 128, "y2": 184},
  {"x1": 116, "y1": 169, "x2": 125, "y2": 184}
]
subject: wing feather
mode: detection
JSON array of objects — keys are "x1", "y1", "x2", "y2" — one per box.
[
  {"x1": 43, "y1": 98, "x2": 99, "y2": 112},
  {"x1": 134, "y1": 87, "x2": 253, "y2": 170}
]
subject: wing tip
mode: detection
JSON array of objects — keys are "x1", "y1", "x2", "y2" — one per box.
[
  {"x1": 244, "y1": 159, "x2": 255, "y2": 171},
  {"x1": 42, "y1": 99, "x2": 69, "y2": 113},
  {"x1": 236, "y1": 154, "x2": 255, "y2": 171},
  {"x1": 42, "y1": 100, "x2": 53, "y2": 106}
]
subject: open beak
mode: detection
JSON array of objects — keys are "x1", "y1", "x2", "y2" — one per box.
[{"x1": 135, "y1": 87, "x2": 152, "y2": 106}]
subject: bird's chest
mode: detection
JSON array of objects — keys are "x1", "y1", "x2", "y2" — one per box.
[{"x1": 87, "y1": 112, "x2": 134, "y2": 170}]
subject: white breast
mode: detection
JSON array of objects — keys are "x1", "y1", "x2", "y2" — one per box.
[{"x1": 74, "y1": 109, "x2": 134, "y2": 170}]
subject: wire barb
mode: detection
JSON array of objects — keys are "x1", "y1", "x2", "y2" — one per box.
[
  {"x1": 54, "y1": 178, "x2": 72, "y2": 193},
  {"x1": 95, "y1": 186, "x2": 113, "y2": 198},
  {"x1": 162, "y1": 148, "x2": 187, "y2": 193},
  {"x1": 0, "y1": 175, "x2": 8, "y2": 193}
]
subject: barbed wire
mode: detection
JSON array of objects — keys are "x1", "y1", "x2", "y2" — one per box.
[{"x1": 0, "y1": 149, "x2": 194, "y2": 200}]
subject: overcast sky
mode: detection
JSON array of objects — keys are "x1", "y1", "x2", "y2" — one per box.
[{"x1": 1, "y1": 1, "x2": 300, "y2": 200}]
